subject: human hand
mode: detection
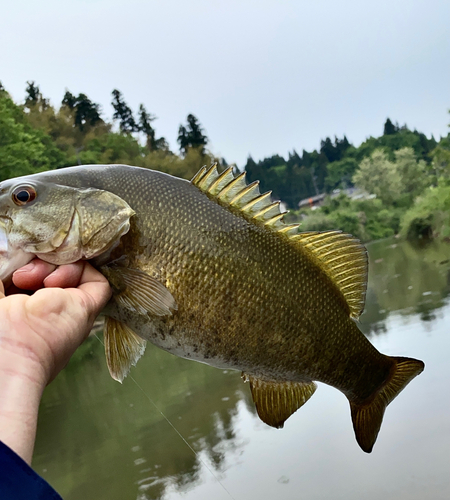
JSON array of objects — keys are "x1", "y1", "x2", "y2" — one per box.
[
  {"x1": 0, "y1": 259, "x2": 112, "y2": 463},
  {"x1": 0, "y1": 259, "x2": 112, "y2": 386}
]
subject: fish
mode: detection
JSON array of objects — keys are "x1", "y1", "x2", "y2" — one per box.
[{"x1": 0, "y1": 164, "x2": 424, "y2": 452}]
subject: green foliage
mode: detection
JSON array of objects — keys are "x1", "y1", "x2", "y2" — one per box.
[
  {"x1": 325, "y1": 157, "x2": 359, "y2": 191},
  {"x1": 0, "y1": 92, "x2": 64, "y2": 180},
  {"x1": 62, "y1": 91, "x2": 103, "y2": 131},
  {"x1": 431, "y1": 135, "x2": 450, "y2": 179},
  {"x1": 300, "y1": 195, "x2": 401, "y2": 243},
  {"x1": 353, "y1": 127, "x2": 437, "y2": 163},
  {"x1": 352, "y1": 148, "x2": 428, "y2": 205},
  {"x1": 353, "y1": 150, "x2": 402, "y2": 204},
  {"x1": 400, "y1": 181, "x2": 450, "y2": 240}
]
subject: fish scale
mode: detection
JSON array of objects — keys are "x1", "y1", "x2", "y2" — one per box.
[{"x1": 0, "y1": 164, "x2": 424, "y2": 452}]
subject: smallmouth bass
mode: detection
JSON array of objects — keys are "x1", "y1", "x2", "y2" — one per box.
[{"x1": 0, "y1": 164, "x2": 424, "y2": 452}]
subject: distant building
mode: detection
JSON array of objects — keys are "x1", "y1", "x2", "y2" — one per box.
[
  {"x1": 331, "y1": 187, "x2": 376, "y2": 201},
  {"x1": 298, "y1": 193, "x2": 326, "y2": 209},
  {"x1": 298, "y1": 188, "x2": 375, "y2": 209}
]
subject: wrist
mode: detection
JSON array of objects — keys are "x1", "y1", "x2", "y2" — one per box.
[{"x1": 0, "y1": 346, "x2": 46, "y2": 464}]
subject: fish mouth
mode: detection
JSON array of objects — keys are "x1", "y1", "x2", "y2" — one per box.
[
  {"x1": 0, "y1": 216, "x2": 34, "y2": 282},
  {"x1": 0, "y1": 218, "x2": 9, "y2": 256}
]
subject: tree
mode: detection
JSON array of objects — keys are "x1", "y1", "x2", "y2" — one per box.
[
  {"x1": 353, "y1": 150, "x2": 402, "y2": 204},
  {"x1": 335, "y1": 136, "x2": 351, "y2": 158},
  {"x1": 432, "y1": 139, "x2": 450, "y2": 179},
  {"x1": 320, "y1": 136, "x2": 351, "y2": 163},
  {"x1": 325, "y1": 157, "x2": 359, "y2": 191},
  {"x1": 111, "y1": 89, "x2": 138, "y2": 133},
  {"x1": 177, "y1": 114, "x2": 208, "y2": 155},
  {"x1": 394, "y1": 147, "x2": 427, "y2": 200},
  {"x1": 62, "y1": 91, "x2": 102, "y2": 131},
  {"x1": 61, "y1": 90, "x2": 77, "y2": 109},
  {"x1": 320, "y1": 137, "x2": 338, "y2": 162},
  {"x1": 383, "y1": 118, "x2": 397, "y2": 135},
  {"x1": 0, "y1": 92, "x2": 64, "y2": 180},
  {"x1": 352, "y1": 148, "x2": 428, "y2": 206},
  {"x1": 25, "y1": 81, "x2": 41, "y2": 105},
  {"x1": 138, "y1": 104, "x2": 156, "y2": 147},
  {"x1": 137, "y1": 104, "x2": 168, "y2": 151},
  {"x1": 24, "y1": 81, "x2": 49, "y2": 111}
]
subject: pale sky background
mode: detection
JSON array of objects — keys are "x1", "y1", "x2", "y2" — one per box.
[{"x1": 1, "y1": 0, "x2": 449, "y2": 167}]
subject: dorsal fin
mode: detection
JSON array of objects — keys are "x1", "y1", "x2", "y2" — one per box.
[
  {"x1": 191, "y1": 165, "x2": 368, "y2": 318},
  {"x1": 291, "y1": 231, "x2": 368, "y2": 318},
  {"x1": 192, "y1": 164, "x2": 288, "y2": 230}
]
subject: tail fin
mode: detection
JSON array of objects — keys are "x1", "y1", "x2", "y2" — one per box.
[{"x1": 350, "y1": 356, "x2": 424, "y2": 453}]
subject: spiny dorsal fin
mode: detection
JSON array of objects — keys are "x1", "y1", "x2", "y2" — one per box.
[
  {"x1": 242, "y1": 373, "x2": 317, "y2": 428},
  {"x1": 292, "y1": 231, "x2": 368, "y2": 318},
  {"x1": 191, "y1": 164, "x2": 288, "y2": 230},
  {"x1": 191, "y1": 166, "x2": 368, "y2": 317}
]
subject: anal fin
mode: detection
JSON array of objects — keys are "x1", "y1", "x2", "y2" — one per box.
[
  {"x1": 104, "y1": 316, "x2": 147, "y2": 383},
  {"x1": 243, "y1": 374, "x2": 317, "y2": 428}
]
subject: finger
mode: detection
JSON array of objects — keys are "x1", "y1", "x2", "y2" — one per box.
[
  {"x1": 76, "y1": 263, "x2": 112, "y2": 318},
  {"x1": 43, "y1": 262, "x2": 85, "y2": 289},
  {"x1": 12, "y1": 259, "x2": 57, "y2": 290},
  {"x1": 0, "y1": 279, "x2": 4, "y2": 298}
]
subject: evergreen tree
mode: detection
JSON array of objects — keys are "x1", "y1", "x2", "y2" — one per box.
[
  {"x1": 177, "y1": 114, "x2": 208, "y2": 154},
  {"x1": 24, "y1": 81, "x2": 49, "y2": 110},
  {"x1": 111, "y1": 89, "x2": 138, "y2": 133},
  {"x1": 302, "y1": 149, "x2": 312, "y2": 168},
  {"x1": 320, "y1": 136, "x2": 351, "y2": 163},
  {"x1": 287, "y1": 150, "x2": 302, "y2": 168},
  {"x1": 62, "y1": 90, "x2": 77, "y2": 109},
  {"x1": 320, "y1": 137, "x2": 337, "y2": 162},
  {"x1": 177, "y1": 124, "x2": 189, "y2": 154},
  {"x1": 335, "y1": 136, "x2": 351, "y2": 158},
  {"x1": 384, "y1": 118, "x2": 397, "y2": 135},
  {"x1": 61, "y1": 91, "x2": 102, "y2": 131},
  {"x1": 138, "y1": 103, "x2": 165, "y2": 151},
  {"x1": 25, "y1": 81, "x2": 41, "y2": 104}
]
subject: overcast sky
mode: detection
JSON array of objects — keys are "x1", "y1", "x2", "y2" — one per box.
[{"x1": 1, "y1": 0, "x2": 449, "y2": 167}]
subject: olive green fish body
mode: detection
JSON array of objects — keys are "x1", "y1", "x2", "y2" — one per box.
[{"x1": 36, "y1": 166, "x2": 388, "y2": 401}]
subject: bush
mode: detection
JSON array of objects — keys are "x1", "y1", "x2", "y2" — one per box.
[{"x1": 400, "y1": 182, "x2": 450, "y2": 240}]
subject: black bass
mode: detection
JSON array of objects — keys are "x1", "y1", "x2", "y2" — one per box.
[{"x1": 0, "y1": 164, "x2": 424, "y2": 452}]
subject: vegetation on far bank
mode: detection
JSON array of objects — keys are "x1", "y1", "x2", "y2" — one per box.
[{"x1": 0, "y1": 81, "x2": 449, "y2": 243}]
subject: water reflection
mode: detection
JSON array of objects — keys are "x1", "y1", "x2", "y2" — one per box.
[
  {"x1": 360, "y1": 238, "x2": 450, "y2": 335},
  {"x1": 33, "y1": 238, "x2": 450, "y2": 499}
]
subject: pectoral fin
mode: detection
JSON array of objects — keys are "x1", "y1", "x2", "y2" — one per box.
[
  {"x1": 243, "y1": 374, "x2": 317, "y2": 428},
  {"x1": 104, "y1": 316, "x2": 147, "y2": 382},
  {"x1": 102, "y1": 264, "x2": 177, "y2": 317}
]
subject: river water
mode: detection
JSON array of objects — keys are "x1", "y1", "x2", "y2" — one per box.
[{"x1": 33, "y1": 238, "x2": 450, "y2": 500}]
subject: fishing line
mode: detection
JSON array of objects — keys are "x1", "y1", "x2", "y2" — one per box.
[{"x1": 94, "y1": 333, "x2": 237, "y2": 500}]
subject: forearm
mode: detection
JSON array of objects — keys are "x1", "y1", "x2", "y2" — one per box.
[{"x1": 0, "y1": 347, "x2": 46, "y2": 464}]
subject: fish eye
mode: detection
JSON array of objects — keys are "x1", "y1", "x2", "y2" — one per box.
[{"x1": 12, "y1": 186, "x2": 37, "y2": 206}]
